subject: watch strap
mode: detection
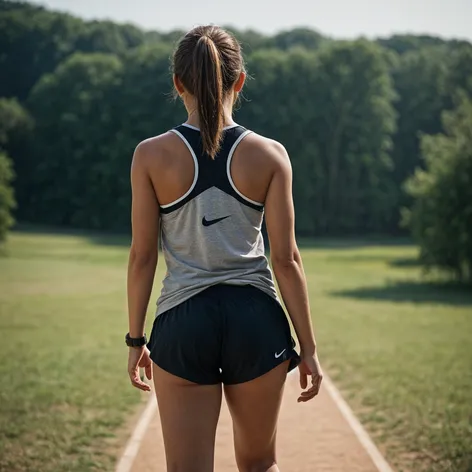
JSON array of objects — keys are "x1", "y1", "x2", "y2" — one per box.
[{"x1": 125, "y1": 332, "x2": 147, "y2": 347}]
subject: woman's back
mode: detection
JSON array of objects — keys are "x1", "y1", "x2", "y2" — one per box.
[{"x1": 139, "y1": 122, "x2": 285, "y2": 315}]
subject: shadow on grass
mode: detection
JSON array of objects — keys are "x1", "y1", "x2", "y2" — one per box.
[
  {"x1": 18, "y1": 224, "x2": 411, "y2": 251},
  {"x1": 296, "y1": 237, "x2": 412, "y2": 249},
  {"x1": 330, "y1": 280, "x2": 472, "y2": 306},
  {"x1": 87, "y1": 233, "x2": 131, "y2": 247},
  {"x1": 14, "y1": 223, "x2": 131, "y2": 247},
  {"x1": 389, "y1": 257, "x2": 421, "y2": 268}
]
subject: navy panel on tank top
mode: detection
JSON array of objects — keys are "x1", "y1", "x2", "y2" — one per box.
[{"x1": 160, "y1": 124, "x2": 263, "y2": 214}]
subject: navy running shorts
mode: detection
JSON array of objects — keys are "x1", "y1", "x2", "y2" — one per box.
[{"x1": 146, "y1": 284, "x2": 300, "y2": 385}]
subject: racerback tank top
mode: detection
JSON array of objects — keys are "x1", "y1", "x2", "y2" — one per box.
[{"x1": 155, "y1": 123, "x2": 278, "y2": 316}]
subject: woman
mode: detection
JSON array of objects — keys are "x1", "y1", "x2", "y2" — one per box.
[{"x1": 126, "y1": 25, "x2": 322, "y2": 472}]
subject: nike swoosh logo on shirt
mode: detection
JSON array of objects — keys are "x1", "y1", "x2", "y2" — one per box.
[
  {"x1": 202, "y1": 215, "x2": 231, "y2": 227},
  {"x1": 274, "y1": 349, "x2": 286, "y2": 359}
]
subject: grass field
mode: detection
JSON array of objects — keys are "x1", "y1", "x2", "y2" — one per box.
[
  {"x1": 300, "y1": 240, "x2": 472, "y2": 472},
  {"x1": 0, "y1": 230, "x2": 158, "y2": 472},
  {"x1": 0, "y1": 229, "x2": 471, "y2": 472}
]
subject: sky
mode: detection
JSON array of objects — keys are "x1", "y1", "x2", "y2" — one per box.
[{"x1": 29, "y1": 0, "x2": 472, "y2": 41}]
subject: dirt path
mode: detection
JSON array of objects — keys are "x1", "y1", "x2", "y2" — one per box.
[{"x1": 128, "y1": 373, "x2": 382, "y2": 472}]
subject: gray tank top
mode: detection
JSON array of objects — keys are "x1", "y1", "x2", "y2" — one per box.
[{"x1": 155, "y1": 123, "x2": 278, "y2": 316}]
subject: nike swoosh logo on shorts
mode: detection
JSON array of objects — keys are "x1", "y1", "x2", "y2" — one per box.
[
  {"x1": 202, "y1": 215, "x2": 231, "y2": 227},
  {"x1": 275, "y1": 349, "x2": 286, "y2": 359}
]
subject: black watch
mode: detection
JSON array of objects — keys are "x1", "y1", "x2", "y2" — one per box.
[{"x1": 125, "y1": 332, "x2": 147, "y2": 347}]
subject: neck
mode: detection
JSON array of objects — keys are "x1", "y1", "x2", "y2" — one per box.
[
  {"x1": 185, "y1": 115, "x2": 236, "y2": 130},
  {"x1": 184, "y1": 99, "x2": 236, "y2": 129}
]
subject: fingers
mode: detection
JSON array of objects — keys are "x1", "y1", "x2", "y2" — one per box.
[
  {"x1": 129, "y1": 347, "x2": 153, "y2": 391},
  {"x1": 138, "y1": 350, "x2": 153, "y2": 380},
  {"x1": 145, "y1": 362, "x2": 152, "y2": 381},
  {"x1": 299, "y1": 368, "x2": 308, "y2": 389},
  {"x1": 297, "y1": 373, "x2": 323, "y2": 403},
  {"x1": 129, "y1": 367, "x2": 151, "y2": 392}
]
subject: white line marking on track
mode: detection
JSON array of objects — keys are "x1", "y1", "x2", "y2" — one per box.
[
  {"x1": 115, "y1": 394, "x2": 156, "y2": 472},
  {"x1": 321, "y1": 372, "x2": 394, "y2": 472}
]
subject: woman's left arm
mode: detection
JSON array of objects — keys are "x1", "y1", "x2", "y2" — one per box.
[{"x1": 127, "y1": 142, "x2": 160, "y2": 391}]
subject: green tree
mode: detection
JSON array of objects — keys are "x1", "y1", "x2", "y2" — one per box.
[
  {"x1": 271, "y1": 27, "x2": 326, "y2": 51},
  {"x1": 0, "y1": 152, "x2": 16, "y2": 242},
  {"x1": 390, "y1": 46, "x2": 449, "y2": 190},
  {"x1": 4, "y1": 0, "x2": 471, "y2": 237},
  {"x1": 115, "y1": 43, "x2": 177, "y2": 141},
  {"x1": 0, "y1": 1, "x2": 146, "y2": 100},
  {"x1": 0, "y1": 0, "x2": 41, "y2": 14},
  {"x1": 27, "y1": 52, "x2": 123, "y2": 228},
  {"x1": 238, "y1": 48, "x2": 320, "y2": 233},
  {"x1": 74, "y1": 20, "x2": 145, "y2": 54},
  {"x1": 390, "y1": 44, "x2": 472, "y2": 229},
  {"x1": 403, "y1": 97, "x2": 472, "y2": 283},
  {"x1": 241, "y1": 41, "x2": 396, "y2": 235},
  {"x1": 0, "y1": 97, "x2": 33, "y2": 219},
  {"x1": 229, "y1": 28, "x2": 270, "y2": 52},
  {"x1": 0, "y1": 97, "x2": 32, "y2": 147},
  {"x1": 86, "y1": 43, "x2": 178, "y2": 230},
  {"x1": 25, "y1": 44, "x2": 178, "y2": 231},
  {"x1": 0, "y1": 3, "x2": 83, "y2": 99},
  {"x1": 310, "y1": 40, "x2": 397, "y2": 234},
  {"x1": 377, "y1": 34, "x2": 469, "y2": 54},
  {"x1": 444, "y1": 45, "x2": 472, "y2": 103}
]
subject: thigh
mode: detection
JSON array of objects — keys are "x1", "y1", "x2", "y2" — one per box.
[
  {"x1": 153, "y1": 364, "x2": 222, "y2": 472},
  {"x1": 224, "y1": 361, "x2": 289, "y2": 471}
]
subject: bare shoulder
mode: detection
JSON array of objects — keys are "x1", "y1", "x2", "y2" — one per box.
[
  {"x1": 132, "y1": 131, "x2": 181, "y2": 170},
  {"x1": 240, "y1": 132, "x2": 291, "y2": 170}
]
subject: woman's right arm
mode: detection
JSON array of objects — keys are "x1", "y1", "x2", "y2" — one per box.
[{"x1": 264, "y1": 141, "x2": 323, "y2": 402}]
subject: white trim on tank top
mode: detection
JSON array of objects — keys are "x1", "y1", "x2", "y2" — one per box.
[
  {"x1": 160, "y1": 129, "x2": 199, "y2": 209},
  {"x1": 181, "y1": 123, "x2": 240, "y2": 131},
  {"x1": 227, "y1": 130, "x2": 264, "y2": 207}
]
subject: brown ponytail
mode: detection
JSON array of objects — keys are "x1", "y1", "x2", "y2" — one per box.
[
  {"x1": 193, "y1": 36, "x2": 224, "y2": 158},
  {"x1": 173, "y1": 26, "x2": 245, "y2": 159}
]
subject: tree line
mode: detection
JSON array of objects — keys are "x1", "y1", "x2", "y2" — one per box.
[{"x1": 1, "y1": 0, "x2": 471, "y2": 282}]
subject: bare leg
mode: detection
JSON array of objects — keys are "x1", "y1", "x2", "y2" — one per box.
[
  {"x1": 224, "y1": 361, "x2": 289, "y2": 472},
  {"x1": 153, "y1": 364, "x2": 222, "y2": 472}
]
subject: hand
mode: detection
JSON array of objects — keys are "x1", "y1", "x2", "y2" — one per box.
[
  {"x1": 297, "y1": 351, "x2": 323, "y2": 402},
  {"x1": 128, "y1": 346, "x2": 152, "y2": 391}
]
